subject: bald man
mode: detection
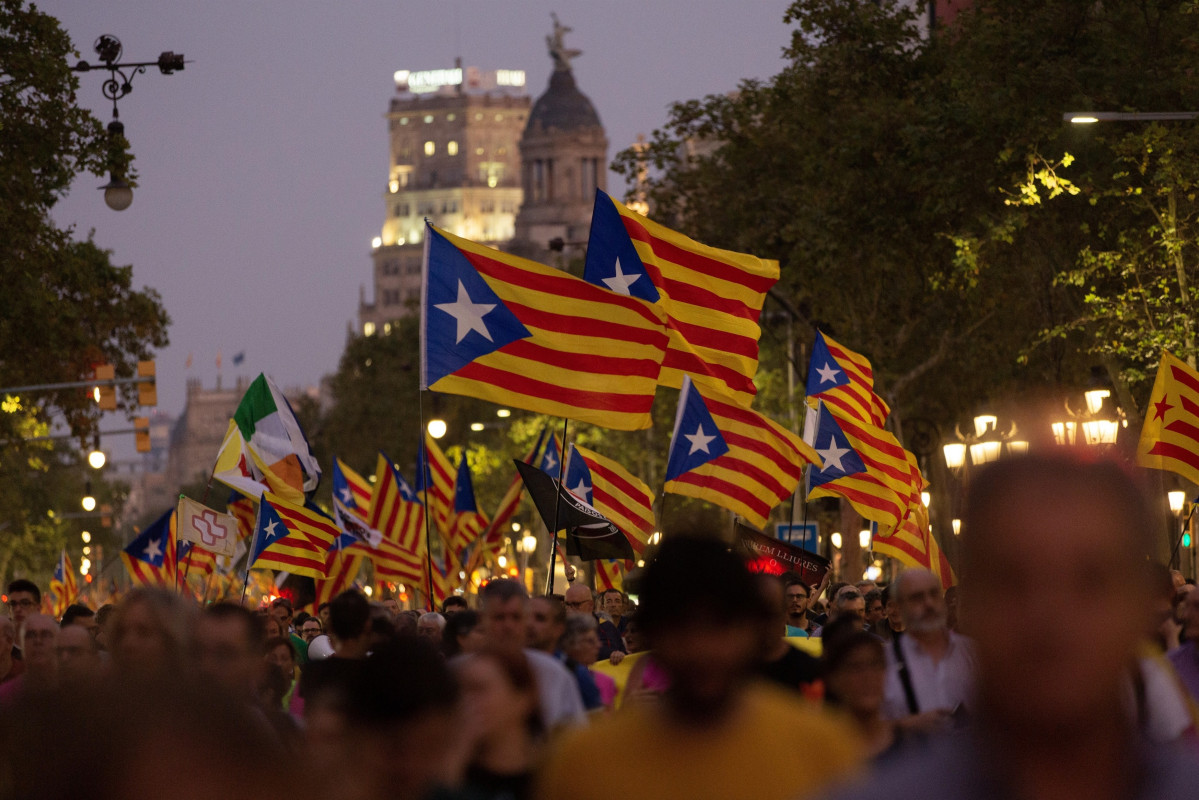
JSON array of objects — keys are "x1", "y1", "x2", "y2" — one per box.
[
  {"x1": 881, "y1": 568, "x2": 976, "y2": 733},
  {"x1": 563, "y1": 584, "x2": 626, "y2": 663},
  {"x1": 823, "y1": 455, "x2": 1199, "y2": 800}
]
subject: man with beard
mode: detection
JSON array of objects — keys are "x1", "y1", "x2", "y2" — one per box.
[
  {"x1": 537, "y1": 536, "x2": 861, "y2": 800},
  {"x1": 881, "y1": 568, "x2": 976, "y2": 734}
]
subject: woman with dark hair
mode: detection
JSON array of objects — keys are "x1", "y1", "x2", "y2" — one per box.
[
  {"x1": 443, "y1": 609, "x2": 484, "y2": 659},
  {"x1": 451, "y1": 645, "x2": 544, "y2": 800},
  {"x1": 821, "y1": 616, "x2": 903, "y2": 760}
]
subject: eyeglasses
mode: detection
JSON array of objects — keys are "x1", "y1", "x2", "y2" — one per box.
[
  {"x1": 785, "y1": 593, "x2": 808, "y2": 602},
  {"x1": 6, "y1": 599, "x2": 36, "y2": 609}
]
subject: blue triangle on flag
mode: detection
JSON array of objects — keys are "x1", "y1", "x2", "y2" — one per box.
[
  {"x1": 250, "y1": 501, "x2": 287, "y2": 566},
  {"x1": 454, "y1": 456, "x2": 480, "y2": 514},
  {"x1": 125, "y1": 509, "x2": 172, "y2": 567},
  {"x1": 564, "y1": 444, "x2": 594, "y2": 504},
  {"x1": 332, "y1": 459, "x2": 358, "y2": 509},
  {"x1": 805, "y1": 331, "x2": 851, "y2": 397},
  {"x1": 583, "y1": 189, "x2": 659, "y2": 303},
  {"x1": 423, "y1": 225, "x2": 531, "y2": 385},
  {"x1": 665, "y1": 378, "x2": 730, "y2": 482},
  {"x1": 540, "y1": 433, "x2": 562, "y2": 476},
  {"x1": 807, "y1": 402, "x2": 868, "y2": 488}
]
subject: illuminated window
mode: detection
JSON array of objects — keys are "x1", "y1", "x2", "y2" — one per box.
[
  {"x1": 383, "y1": 322, "x2": 392, "y2": 335},
  {"x1": 363, "y1": 322, "x2": 376, "y2": 336},
  {"x1": 447, "y1": 140, "x2": 459, "y2": 156},
  {"x1": 399, "y1": 117, "x2": 409, "y2": 125},
  {"x1": 447, "y1": 113, "x2": 456, "y2": 121},
  {"x1": 424, "y1": 115, "x2": 433, "y2": 123},
  {"x1": 495, "y1": 114, "x2": 503, "y2": 121},
  {"x1": 424, "y1": 141, "x2": 435, "y2": 156},
  {"x1": 475, "y1": 147, "x2": 484, "y2": 156},
  {"x1": 475, "y1": 112, "x2": 483, "y2": 120}
]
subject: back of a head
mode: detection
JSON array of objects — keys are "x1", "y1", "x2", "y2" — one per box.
[
  {"x1": 6, "y1": 578, "x2": 41, "y2": 603},
  {"x1": 638, "y1": 535, "x2": 763, "y2": 638},
  {"x1": 480, "y1": 578, "x2": 529, "y2": 610},
  {"x1": 962, "y1": 453, "x2": 1158, "y2": 733},
  {"x1": 329, "y1": 590, "x2": 371, "y2": 642},
  {"x1": 202, "y1": 602, "x2": 263, "y2": 648},
  {"x1": 60, "y1": 603, "x2": 95, "y2": 628}
]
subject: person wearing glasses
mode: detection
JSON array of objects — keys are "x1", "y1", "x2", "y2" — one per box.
[
  {"x1": 299, "y1": 617, "x2": 323, "y2": 645},
  {"x1": 563, "y1": 584, "x2": 626, "y2": 664},
  {"x1": 5, "y1": 579, "x2": 41, "y2": 654}
]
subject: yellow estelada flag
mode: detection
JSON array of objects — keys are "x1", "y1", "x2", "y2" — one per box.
[{"x1": 1137, "y1": 351, "x2": 1199, "y2": 485}]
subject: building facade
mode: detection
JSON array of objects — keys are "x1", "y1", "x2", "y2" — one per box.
[{"x1": 359, "y1": 64, "x2": 531, "y2": 336}]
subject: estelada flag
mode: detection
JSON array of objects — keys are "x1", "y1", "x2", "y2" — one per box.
[
  {"x1": 249, "y1": 494, "x2": 340, "y2": 579},
  {"x1": 421, "y1": 223, "x2": 669, "y2": 430},
  {"x1": 584, "y1": 190, "x2": 778, "y2": 407},
  {"x1": 121, "y1": 509, "x2": 177, "y2": 588},
  {"x1": 50, "y1": 549, "x2": 78, "y2": 617},
  {"x1": 805, "y1": 330, "x2": 890, "y2": 428},
  {"x1": 564, "y1": 444, "x2": 655, "y2": 555},
  {"x1": 664, "y1": 376, "x2": 821, "y2": 529},
  {"x1": 1138, "y1": 351, "x2": 1199, "y2": 486},
  {"x1": 333, "y1": 457, "x2": 373, "y2": 521}
]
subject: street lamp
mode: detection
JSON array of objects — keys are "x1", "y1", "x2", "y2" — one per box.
[
  {"x1": 426, "y1": 418, "x2": 447, "y2": 439},
  {"x1": 71, "y1": 35, "x2": 186, "y2": 210},
  {"x1": 943, "y1": 413, "x2": 1026, "y2": 472},
  {"x1": 1051, "y1": 378, "x2": 1124, "y2": 447}
]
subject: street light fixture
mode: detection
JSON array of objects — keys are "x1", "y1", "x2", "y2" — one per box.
[
  {"x1": 426, "y1": 418, "x2": 447, "y2": 439},
  {"x1": 1064, "y1": 111, "x2": 1199, "y2": 124},
  {"x1": 943, "y1": 413, "x2": 1026, "y2": 472},
  {"x1": 1051, "y1": 378, "x2": 1124, "y2": 447},
  {"x1": 71, "y1": 35, "x2": 187, "y2": 210}
]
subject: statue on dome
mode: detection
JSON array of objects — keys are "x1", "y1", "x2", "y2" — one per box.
[{"x1": 547, "y1": 13, "x2": 581, "y2": 72}]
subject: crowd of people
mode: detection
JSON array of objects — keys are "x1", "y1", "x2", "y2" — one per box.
[{"x1": 3, "y1": 453, "x2": 1199, "y2": 799}]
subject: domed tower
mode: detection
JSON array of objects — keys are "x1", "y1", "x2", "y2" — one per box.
[{"x1": 511, "y1": 14, "x2": 608, "y2": 261}]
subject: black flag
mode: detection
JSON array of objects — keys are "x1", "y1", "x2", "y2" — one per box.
[{"x1": 514, "y1": 460, "x2": 635, "y2": 561}]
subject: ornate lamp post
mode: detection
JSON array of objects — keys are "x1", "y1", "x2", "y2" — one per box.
[{"x1": 71, "y1": 35, "x2": 186, "y2": 210}]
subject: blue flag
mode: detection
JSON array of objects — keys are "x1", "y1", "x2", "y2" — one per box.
[
  {"x1": 806, "y1": 401, "x2": 868, "y2": 489},
  {"x1": 582, "y1": 189, "x2": 659, "y2": 303},
  {"x1": 564, "y1": 444, "x2": 594, "y2": 504},
  {"x1": 540, "y1": 433, "x2": 563, "y2": 476},
  {"x1": 664, "y1": 377, "x2": 730, "y2": 482}
]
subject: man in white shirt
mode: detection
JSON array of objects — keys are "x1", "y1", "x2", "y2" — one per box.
[
  {"x1": 882, "y1": 567, "x2": 976, "y2": 732},
  {"x1": 478, "y1": 579, "x2": 587, "y2": 731}
]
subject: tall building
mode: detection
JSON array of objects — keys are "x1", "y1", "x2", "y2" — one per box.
[
  {"x1": 359, "y1": 63, "x2": 531, "y2": 335},
  {"x1": 511, "y1": 15, "x2": 608, "y2": 260}
]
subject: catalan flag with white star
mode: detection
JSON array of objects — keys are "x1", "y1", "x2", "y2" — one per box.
[
  {"x1": 664, "y1": 377, "x2": 821, "y2": 529},
  {"x1": 368, "y1": 452, "x2": 425, "y2": 556},
  {"x1": 421, "y1": 223, "x2": 669, "y2": 430},
  {"x1": 584, "y1": 190, "x2": 778, "y2": 407},
  {"x1": 249, "y1": 494, "x2": 340, "y2": 579},
  {"x1": 333, "y1": 457, "x2": 373, "y2": 521},
  {"x1": 50, "y1": 549, "x2": 78, "y2": 618},
  {"x1": 417, "y1": 434, "x2": 455, "y2": 537},
  {"x1": 565, "y1": 444, "x2": 656, "y2": 555},
  {"x1": 805, "y1": 330, "x2": 890, "y2": 427},
  {"x1": 121, "y1": 509, "x2": 177, "y2": 588}
]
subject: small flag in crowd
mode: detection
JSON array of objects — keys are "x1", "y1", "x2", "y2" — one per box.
[
  {"x1": 176, "y1": 496, "x2": 239, "y2": 557},
  {"x1": 584, "y1": 190, "x2": 779, "y2": 407},
  {"x1": 249, "y1": 494, "x2": 340, "y2": 579},
  {"x1": 50, "y1": 549, "x2": 78, "y2": 617},
  {"x1": 1138, "y1": 351, "x2": 1199, "y2": 486},
  {"x1": 515, "y1": 461, "x2": 634, "y2": 561},
  {"x1": 565, "y1": 444, "x2": 655, "y2": 555},
  {"x1": 421, "y1": 223, "x2": 669, "y2": 430},
  {"x1": 333, "y1": 457, "x2": 374, "y2": 520},
  {"x1": 540, "y1": 432, "x2": 563, "y2": 476},
  {"x1": 416, "y1": 434, "x2": 455, "y2": 537},
  {"x1": 664, "y1": 377, "x2": 821, "y2": 529},
  {"x1": 805, "y1": 331, "x2": 890, "y2": 427},
  {"x1": 465, "y1": 430, "x2": 548, "y2": 577},
  {"x1": 448, "y1": 455, "x2": 490, "y2": 555},
  {"x1": 368, "y1": 452, "x2": 425, "y2": 555},
  {"x1": 121, "y1": 509, "x2": 177, "y2": 588}
]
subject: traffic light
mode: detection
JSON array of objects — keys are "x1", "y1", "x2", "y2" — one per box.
[
  {"x1": 94, "y1": 364, "x2": 116, "y2": 410},
  {"x1": 137, "y1": 360, "x2": 157, "y2": 406},
  {"x1": 1184, "y1": 533, "x2": 1193, "y2": 548},
  {"x1": 134, "y1": 416, "x2": 151, "y2": 452}
]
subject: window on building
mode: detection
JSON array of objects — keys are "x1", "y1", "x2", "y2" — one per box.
[
  {"x1": 424, "y1": 115, "x2": 434, "y2": 123},
  {"x1": 363, "y1": 321, "x2": 376, "y2": 337},
  {"x1": 382, "y1": 289, "x2": 402, "y2": 305},
  {"x1": 447, "y1": 140, "x2": 459, "y2": 156},
  {"x1": 406, "y1": 260, "x2": 421, "y2": 275},
  {"x1": 581, "y1": 157, "x2": 599, "y2": 200},
  {"x1": 532, "y1": 160, "x2": 544, "y2": 202},
  {"x1": 424, "y1": 141, "x2": 435, "y2": 156},
  {"x1": 447, "y1": 113, "x2": 456, "y2": 122}
]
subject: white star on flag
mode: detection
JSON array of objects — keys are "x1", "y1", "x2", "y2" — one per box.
[
  {"x1": 571, "y1": 480, "x2": 590, "y2": 499},
  {"x1": 815, "y1": 362, "x2": 841, "y2": 384},
  {"x1": 142, "y1": 538, "x2": 163, "y2": 562},
  {"x1": 685, "y1": 424, "x2": 717, "y2": 455},
  {"x1": 263, "y1": 519, "x2": 279, "y2": 541},
  {"x1": 601, "y1": 257, "x2": 641, "y2": 295},
  {"x1": 817, "y1": 437, "x2": 852, "y2": 472},
  {"x1": 435, "y1": 280, "x2": 496, "y2": 344},
  {"x1": 544, "y1": 451, "x2": 558, "y2": 471},
  {"x1": 338, "y1": 486, "x2": 353, "y2": 503}
]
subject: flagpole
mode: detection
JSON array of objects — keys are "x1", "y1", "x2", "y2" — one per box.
[
  {"x1": 417, "y1": 389, "x2": 436, "y2": 611},
  {"x1": 545, "y1": 417, "x2": 570, "y2": 596},
  {"x1": 240, "y1": 501, "x2": 262, "y2": 607}
]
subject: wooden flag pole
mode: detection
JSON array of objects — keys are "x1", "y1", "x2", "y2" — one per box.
[{"x1": 544, "y1": 417, "x2": 570, "y2": 596}]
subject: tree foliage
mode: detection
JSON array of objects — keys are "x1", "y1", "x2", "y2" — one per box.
[{"x1": 0, "y1": 1, "x2": 168, "y2": 585}]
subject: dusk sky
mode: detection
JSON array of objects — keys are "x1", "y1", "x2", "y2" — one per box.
[{"x1": 46, "y1": 0, "x2": 793, "y2": 419}]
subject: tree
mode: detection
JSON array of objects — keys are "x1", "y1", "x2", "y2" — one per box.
[{"x1": 1, "y1": 1, "x2": 169, "y2": 585}]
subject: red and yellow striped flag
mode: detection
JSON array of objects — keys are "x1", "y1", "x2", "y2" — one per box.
[
  {"x1": 585, "y1": 191, "x2": 778, "y2": 407},
  {"x1": 249, "y1": 494, "x2": 340, "y2": 579},
  {"x1": 1138, "y1": 351, "x2": 1199, "y2": 485},
  {"x1": 417, "y1": 434, "x2": 456, "y2": 538},
  {"x1": 421, "y1": 224, "x2": 669, "y2": 430},
  {"x1": 665, "y1": 377, "x2": 821, "y2": 529},
  {"x1": 871, "y1": 454, "x2": 955, "y2": 589},
  {"x1": 50, "y1": 549, "x2": 78, "y2": 617},
  {"x1": 806, "y1": 330, "x2": 890, "y2": 428},
  {"x1": 333, "y1": 457, "x2": 374, "y2": 521},
  {"x1": 566, "y1": 444, "x2": 656, "y2": 555},
  {"x1": 120, "y1": 509, "x2": 177, "y2": 589},
  {"x1": 465, "y1": 432, "x2": 548, "y2": 576},
  {"x1": 368, "y1": 452, "x2": 425, "y2": 555},
  {"x1": 316, "y1": 550, "x2": 362, "y2": 607}
]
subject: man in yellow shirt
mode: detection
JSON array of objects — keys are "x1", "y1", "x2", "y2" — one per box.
[{"x1": 537, "y1": 535, "x2": 864, "y2": 800}]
